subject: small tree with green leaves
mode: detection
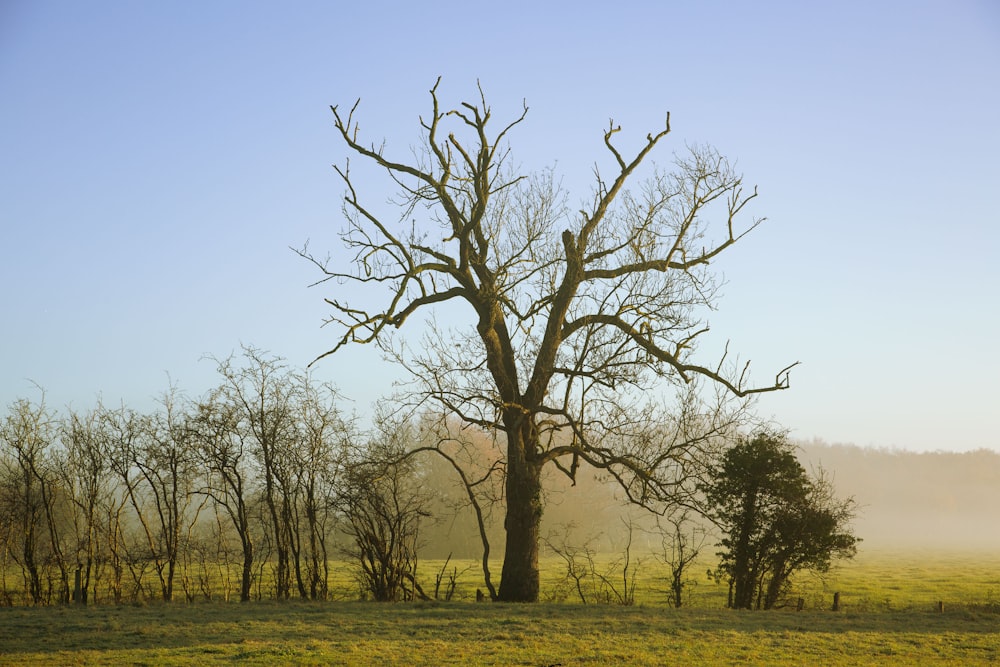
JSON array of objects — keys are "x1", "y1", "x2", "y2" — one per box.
[{"x1": 704, "y1": 432, "x2": 858, "y2": 610}]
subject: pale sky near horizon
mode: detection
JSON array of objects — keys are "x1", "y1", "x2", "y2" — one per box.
[{"x1": 1, "y1": 1, "x2": 998, "y2": 452}]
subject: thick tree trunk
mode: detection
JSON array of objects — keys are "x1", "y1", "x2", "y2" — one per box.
[
  {"x1": 241, "y1": 551, "x2": 253, "y2": 602},
  {"x1": 497, "y1": 436, "x2": 543, "y2": 602},
  {"x1": 733, "y1": 572, "x2": 754, "y2": 610}
]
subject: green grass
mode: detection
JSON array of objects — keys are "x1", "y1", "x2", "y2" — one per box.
[
  {"x1": 536, "y1": 547, "x2": 1000, "y2": 611},
  {"x1": 1, "y1": 599, "x2": 998, "y2": 665},
  {"x1": 789, "y1": 548, "x2": 1000, "y2": 612},
  {"x1": 1, "y1": 549, "x2": 998, "y2": 665}
]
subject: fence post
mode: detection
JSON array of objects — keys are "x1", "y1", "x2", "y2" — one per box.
[
  {"x1": 74, "y1": 567, "x2": 83, "y2": 605},
  {"x1": 832, "y1": 591, "x2": 840, "y2": 611}
]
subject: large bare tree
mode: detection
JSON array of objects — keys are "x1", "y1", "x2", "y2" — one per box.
[{"x1": 300, "y1": 80, "x2": 796, "y2": 601}]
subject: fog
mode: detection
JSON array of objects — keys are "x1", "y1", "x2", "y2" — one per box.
[
  {"x1": 423, "y1": 441, "x2": 1000, "y2": 558},
  {"x1": 797, "y1": 442, "x2": 1000, "y2": 551}
]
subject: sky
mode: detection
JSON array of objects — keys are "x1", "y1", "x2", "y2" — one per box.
[{"x1": 1, "y1": 1, "x2": 998, "y2": 453}]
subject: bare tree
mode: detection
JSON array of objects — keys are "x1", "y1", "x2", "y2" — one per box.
[
  {"x1": 213, "y1": 348, "x2": 294, "y2": 598},
  {"x1": 544, "y1": 519, "x2": 639, "y2": 605},
  {"x1": 0, "y1": 397, "x2": 58, "y2": 603},
  {"x1": 192, "y1": 369, "x2": 348, "y2": 603},
  {"x1": 656, "y1": 509, "x2": 710, "y2": 608},
  {"x1": 189, "y1": 395, "x2": 258, "y2": 602},
  {"x1": 299, "y1": 80, "x2": 797, "y2": 601},
  {"x1": 105, "y1": 389, "x2": 203, "y2": 602},
  {"x1": 291, "y1": 373, "x2": 348, "y2": 600},
  {"x1": 59, "y1": 406, "x2": 116, "y2": 604},
  {"x1": 336, "y1": 420, "x2": 430, "y2": 602},
  {"x1": 403, "y1": 414, "x2": 505, "y2": 601},
  {"x1": 97, "y1": 403, "x2": 145, "y2": 603}
]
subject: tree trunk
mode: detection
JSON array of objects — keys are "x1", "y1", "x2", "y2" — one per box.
[
  {"x1": 763, "y1": 561, "x2": 788, "y2": 610},
  {"x1": 240, "y1": 543, "x2": 253, "y2": 602},
  {"x1": 262, "y1": 476, "x2": 289, "y2": 599},
  {"x1": 496, "y1": 437, "x2": 542, "y2": 602}
]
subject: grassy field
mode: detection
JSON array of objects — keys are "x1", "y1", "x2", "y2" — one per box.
[{"x1": 1, "y1": 549, "x2": 998, "y2": 665}]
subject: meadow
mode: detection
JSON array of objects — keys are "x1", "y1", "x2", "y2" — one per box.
[{"x1": 1, "y1": 549, "x2": 998, "y2": 665}]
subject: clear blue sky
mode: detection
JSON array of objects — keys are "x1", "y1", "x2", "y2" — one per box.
[{"x1": 2, "y1": 1, "x2": 998, "y2": 452}]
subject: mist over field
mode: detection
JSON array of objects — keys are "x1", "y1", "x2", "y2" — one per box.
[
  {"x1": 797, "y1": 442, "x2": 1000, "y2": 551},
  {"x1": 422, "y1": 441, "x2": 1000, "y2": 559}
]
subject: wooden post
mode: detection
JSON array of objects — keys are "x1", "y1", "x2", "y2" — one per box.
[
  {"x1": 832, "y1": 591, "x2": 840, "y2": 611},
  {"x1": 74, "y1": 568, "x2": 82, "y2": 605},
  {"x1": 937, "y1": 601, "x2": 944, "y2": 613},
  {"x1": 796, "y1": 597, "x2": 805, "y2": 611}
]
